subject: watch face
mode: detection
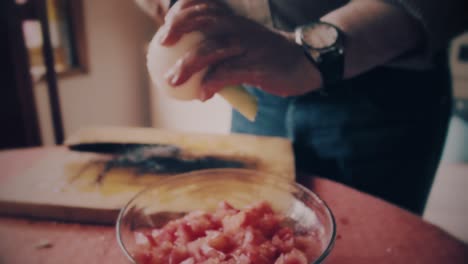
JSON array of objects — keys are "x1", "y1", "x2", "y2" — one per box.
[{"x1": 302, "y1": 22, "x2": 339, "y2": 50}]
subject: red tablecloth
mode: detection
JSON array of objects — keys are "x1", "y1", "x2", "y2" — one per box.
[{"x1": 0, "y1": 147, "x2": 466, "y2": 263}]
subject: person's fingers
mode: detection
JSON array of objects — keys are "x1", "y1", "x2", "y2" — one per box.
[
  {"x1": 202, "y1": 60, "x2": 292, "y2": 99},
  {"x1": 165, "y1": 0, "x2": 199, "y2": 18},
  {"x1": 201, "y1": 62, "x2": 254, "y2": 101},
  {"x1": 161, "y1": 0, "x2": 235, "y2": 46},
  {"x1": 161, "y1": 6, "x2": 232, "y2": 45},
  {"x1": 165, "y1": 37, "x2": 245, "y2": 87},
  {"x1": 166, "y1": 0, "x2": 228, "y2": 20}
]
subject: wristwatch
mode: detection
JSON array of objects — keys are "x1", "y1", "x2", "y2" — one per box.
[{"x1": 295, "y1": 21, "x2": 345, "y2": 91}]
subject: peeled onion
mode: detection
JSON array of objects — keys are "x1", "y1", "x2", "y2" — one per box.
[{"x1": 146, "y1": 30, "x2": 258, "y2": 121}]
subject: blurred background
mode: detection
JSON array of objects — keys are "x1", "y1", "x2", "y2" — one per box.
[{"x1": 1, "y1": 0, "x2": 467, "y2": 243}]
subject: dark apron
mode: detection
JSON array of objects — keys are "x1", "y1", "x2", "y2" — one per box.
[{"x1": 231, "y1": 54, "x2": 452, "y2": 215}]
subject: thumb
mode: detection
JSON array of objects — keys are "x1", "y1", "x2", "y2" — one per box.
[{"x1": 201, "y1": 64, "x2": 251, "y2": 101}]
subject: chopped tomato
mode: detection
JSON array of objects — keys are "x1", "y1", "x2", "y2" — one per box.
[{"x1": 133, "y1": 201, "x2": 319, "y2": 264}]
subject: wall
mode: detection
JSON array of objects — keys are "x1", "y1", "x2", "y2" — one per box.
[{"x1": 35, "y1": 0, "x2": 155, "y2": 145}]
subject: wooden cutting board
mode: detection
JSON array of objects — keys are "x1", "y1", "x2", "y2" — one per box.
[{"x1": 0, "y1": 127, "x2": 295, "y2": 225}]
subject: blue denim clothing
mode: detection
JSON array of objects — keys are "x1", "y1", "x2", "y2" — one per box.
[{"x1": 232, "y1": 61, "x2": 452, "y2": 215}]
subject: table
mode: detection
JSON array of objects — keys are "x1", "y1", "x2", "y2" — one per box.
[{"x1": 0, "y1": 147, "x2": 467, "y2": 263}]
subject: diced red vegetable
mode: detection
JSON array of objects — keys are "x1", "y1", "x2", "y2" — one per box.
[{"x1": 133, "y1": 201, "x2": 319, "y2": 264}]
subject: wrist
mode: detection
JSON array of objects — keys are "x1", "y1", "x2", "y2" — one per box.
[
  {"x1": 276, "y1": 29, "x2": 324, "y2": 92},
  {"x1": 294, "y1": 21, "x2": 345, "y2": 93},
  {"x1": 275, "y1": 29, "x2": 296, "y2": 43},
  {"x1": 299, "y1": 52, "x2": 323, "y2": 91}
]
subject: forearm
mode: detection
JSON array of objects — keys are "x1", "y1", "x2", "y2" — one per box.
[{"x1": 321, "y1": 0, "x2": 425, "y2": 78}]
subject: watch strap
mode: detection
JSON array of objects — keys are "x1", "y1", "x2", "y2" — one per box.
[{"x1": 316, "y1": 47, "x2": 344, "y2": 89}]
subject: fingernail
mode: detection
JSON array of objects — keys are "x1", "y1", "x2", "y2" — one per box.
[
  {"x1": 160, "y1": 33, "x2": 168, "y2": 44},
  {"x1": 199, "y1": 89, "x2": 207, "y2": 101},
  {"x1": 170, "y1": 73, "x2": 180, "y2": 85},
  {"x1": 164, "y1": 70, "x2": 179, "y2": 86},
  {"x1": 164, "y1": 67, "x2": 175, "y2": 79}
]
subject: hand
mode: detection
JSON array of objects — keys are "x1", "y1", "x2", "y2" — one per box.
[
  {"x1": 158, "y1": 0, "x2": 322, "y2": 100},
  {"x1": 143, "y1": 0, "x2": 171, "y2": 25}
]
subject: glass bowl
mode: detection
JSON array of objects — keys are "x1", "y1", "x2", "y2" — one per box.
[{"x1": 116, "y1": 168, "x2": 336, "y2": 263}]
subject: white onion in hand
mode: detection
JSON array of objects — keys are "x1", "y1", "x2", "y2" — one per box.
[{"x1": 146, "y1": 30, "x2": 258, "y2": 121}]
